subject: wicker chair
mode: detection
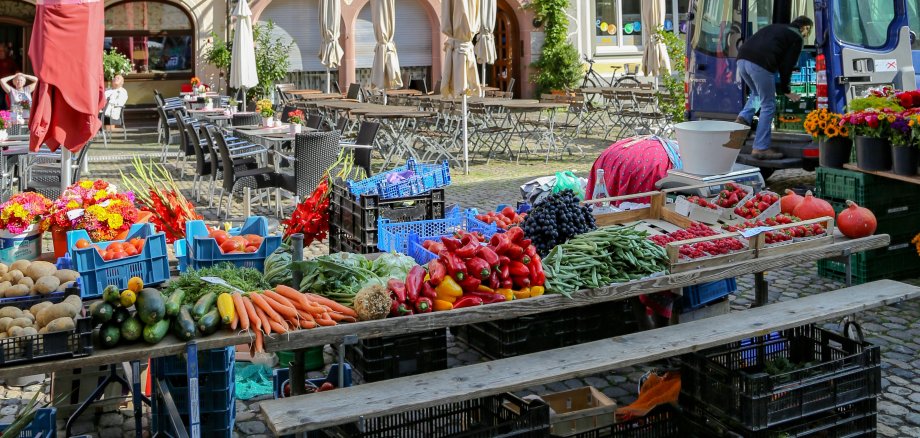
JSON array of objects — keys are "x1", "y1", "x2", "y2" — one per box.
[
  {"x1": 232, "y1": 112, "x2": 261, "y2": 127},
  {"x1": 277, "y1": 131, "x2": 342, "y2": 203}
]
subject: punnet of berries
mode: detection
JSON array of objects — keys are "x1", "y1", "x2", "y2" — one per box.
[{"x1": 714, "y1": 183, "x2": 750, "y2": 208}]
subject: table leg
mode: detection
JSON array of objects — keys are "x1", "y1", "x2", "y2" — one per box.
[
  {"x1": 754, "y1": 272, "x2": 768, "y2": 307},
  {"x1": 243, "y1": 187, "x2": 251, "y2": 219},
  {"x1": 131, "y1": 360, "x2": 150, "y2": 438}
]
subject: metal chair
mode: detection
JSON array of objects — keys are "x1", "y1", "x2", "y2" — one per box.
[
  {"x1": 279, "y1": 131, "x2": 342, "y2": 204},
  {"x1": 209, "y1": 125, "x2": 281, "y2": 219},
  {"x1": 305, "y1": 115, "x2": 323, "y2": 130},
  {"x1": 21, "y1": 142, "x2": 93, "y2": 199}
]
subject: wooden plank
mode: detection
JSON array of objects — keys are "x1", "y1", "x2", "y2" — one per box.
[
  {"x1": 843, "y1": 164, "x2": 920, "y2": 185},
  {"x1": 261, "y1": 279, "x2": 920, "y2": 435}
]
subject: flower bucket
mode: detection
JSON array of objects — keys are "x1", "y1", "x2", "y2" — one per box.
[
  {"x1": 0, "y1": 129, "x2": 8, "y2": 143},
  {"x1": 818, "y1": 137, "x2": 852, "y2": 169},
  {"x1": 855, "y1": 135, "x2": 892, "y2": 171},
  {"x1": 892, "y1": 146, "x2": 919, "y2": 176},
  {"x1": 51, "y1": 227, "x2": 69, "y2": 258},
  {"x1": 289, "y1": 124, "x2": 302, "y2": 135},
  {"x1": 263, "y1": 117, "x2": 274, "y2": 128},
  {"x1": 0, "y1": 224, "x2": 43, "y2": 264},
  {"x1": 114, "y1": 211, "x2": 153, "y2": 241}
]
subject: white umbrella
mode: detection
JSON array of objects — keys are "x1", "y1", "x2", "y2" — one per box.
[
  {"x1": 318, "y1": 0, "x2": 344, "y2": 93},
  {"x1": 475, "y1": 0, "x2": 497, "y2": 96},
  {"x1": 371, "y1": 0, "x2": 402, "y2": 103},
  {"x1": 230, "y1": 0, "x2": 259, "y2": 111},
  {"x1": 440, "y1": 0, "x2": 481, "y2": 174},
  {"x1": 641, "y1": 0, "x2": 671, "y2": 84}
]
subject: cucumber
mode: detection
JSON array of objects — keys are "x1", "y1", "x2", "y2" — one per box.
[
  {"x1": 193, "y1": 292, "x2": 218, "y2": 319},
  {"x1": 143, "y1": 319, "x2": 170, "y2": 344},
  {"x1": 165, "y1": 289, "x2": 185, "y2": 317},
  {"x1": 136, "y1": 288, "x2": 166, "y2": 325},
  {"x1": 100, "y1": 324, "x2": 121, "y2": 348},
  {"x1": 196, "y1": 308, "x2": 220, "y2": 336},
  {"x1": 102, "y1": 285, "x2": 121, "y2": 305},
  {"x1": 120, "y1": 315, "x2": 142, "y2": 342},
  {"x1": 112, "y1": 306, "x2": 131, "y2": 325},
  {"x1": 172, "y1": 306, "x2": 197, "y2": 341},
  {"x1": 89, "y1": 301, "x2": 114, "y2": 324}
]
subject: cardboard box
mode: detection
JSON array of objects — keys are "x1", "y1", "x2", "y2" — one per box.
[{"x1": 543, "y1": 386, "x2": 617, "y2": 437}]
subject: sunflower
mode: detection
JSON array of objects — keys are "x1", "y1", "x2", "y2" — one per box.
[
  {"x1": 839, "y1": 125, "x2": 849, "y2": 137},
  {"x1": 825, "y1": 125, "x2": 839, "y2": 138}
]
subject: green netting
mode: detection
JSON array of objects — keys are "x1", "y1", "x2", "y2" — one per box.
[{"x1": 235, "y1": 362, "x2": 275, "y2": 400}]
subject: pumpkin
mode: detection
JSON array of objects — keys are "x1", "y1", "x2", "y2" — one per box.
[
  {"x1": 792, "y1": 191, "x2": 835, "y2": 220},
  {"x1": 837, "y1": 200, "x2": 877, "y2": 238},
  {"x1": 780, "y1": 189, "x2": 804, "y2": 215}
]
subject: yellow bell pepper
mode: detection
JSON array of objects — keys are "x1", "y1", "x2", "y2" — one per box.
[
  {"x1": 496, "y1": 288, "x2": 514, "y2": 301},
  {"x1": 514, "y1": 288, "x2": 531, "y2": 299},
  {"x1": 530, "y1": 286, "x2": 545, "y2": 297},
  {"x1": 435, "y1": 275, "x2": 463, "y2": 300},
  {"x1": 477, "y1": 285, "x2": 494, "y2": 293},
  {"x1": 433, "y1": 299, "x2": 454, "y2": 311}
]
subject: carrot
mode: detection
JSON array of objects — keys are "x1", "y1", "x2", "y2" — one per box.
[
  {"x1": 299, "y1": 318, "x2": 317, "y2": 329},
  {"x1": 255, "y1": 306, "x2": 272, "y2": 335},
  {"x1": 232, "y1": 292, "x2": 250, "y2": 331},
  {"x1": 244, "y1": 297, "x2": 262, "y2": 334},
  {"x1": 268, "y1": 319, "x2": 288, "y2": 334},
  {"x1": 315, "y1": 315, "x2": 336, "y2": 326},
  {"x1": 253, "y1": 329, "x2": 264, "y2": 354},
  {"x1": 304, "y1": 293, "x2": 357, "y2": 318},
  {"x1": 260, "y1": 292, "x2": 299, "y2": 322},
  {"x1": 327, "y1": 312, "x2": 357, "y2": 323},
  {"x1": 230, "y1": 309, "x2": 239, "y2": 330},
  {"x1": 274, "y1": 285, "x2": 312, "y2": 309},
  {"x1": 251, "y1": 293, "x2": 285, "y2": 325}
]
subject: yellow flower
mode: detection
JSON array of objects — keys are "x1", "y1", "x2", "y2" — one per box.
[
  {"x1": 67, "y1": 200, "x2": 79, "y2": 209},
  {"x1": 839, "y1": 126, "x2": 849, "y2": 137},
  {"x1": 94, "y1": 190, "x2": 109, "y2": 201},
  {"x1": 107, "y1": 213, "x2": 124, "y2": 230},
  {"x1": 79, "y1": 181, "x2": 93, "y2": 189},
  {"x1": 825, "y1": 125, "x2": 839, "y2": 137}
]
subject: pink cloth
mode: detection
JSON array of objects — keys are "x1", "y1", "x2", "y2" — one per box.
[
  {"x1": 28, "y1": 0, "x2": 105, "y2": 153},
  {"x1": 585, "y1": 137, "x2": 675, "y2": 205}
]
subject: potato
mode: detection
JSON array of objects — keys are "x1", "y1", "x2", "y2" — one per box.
[
  {"x1": 37, "y1": 303, "x2": 77, "y2": 327},
  {"x1": 57, "y1": 281, "x2": 75, "y2": 292},
  {"x1": 63, "y1": 295, "x2": 83, "y2": 312},
  {"x1": 4, "y1": 284, "x2": 30, "y2": 298},
  {"x1": 17, "y1": 276, "x2": 33, "y2": 290},
  {"x1": 0, "y1": 333, "x2": 7, "y2": 339},
  {"x1": 54, "y1": 269, "x2": 80, "y2": 284},
  {"x1": 20, "y1": 310, "x2": 34, "y2": 322},
  {"x1": 4, "y1": 269, "x2": 24, "y2": 284},
  {"x1": 30, "y1": 301, "x2": 52, "y2": 316},
  {"x1": 44, "y1": 317, "x2": 75, "y2": 333},
  {"x1": 0, "y1": 306, "x2": 22, "y2": 319},
  {"x1": 7, "y1": 317, "x2": 33, "y2": 330},
  {"x1": 21, "y1": 327, "x2": 37, "y2": 336},
  {"x1": 0, "y1": 317, "x2": 12, "y2": 332},
  {"x1": 0, "y1": 263, "x2": 7, "y2": 276},
  {"x1": 25, "y1": 261, "x2": 56, "y2": 281},
  {"x1": 9, "y1": 260, "x2": 30, "y2": 275},
  {"x1": 33, "y1": 276, "x2": 60, "y2": 295},
  {"x1": 7, "y1": 326, "x2": 23, "y2": 337}
]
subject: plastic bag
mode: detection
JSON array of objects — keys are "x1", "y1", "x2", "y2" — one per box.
[{"x1": 552, "y1": 171, "x2": 586, "y2": 199}]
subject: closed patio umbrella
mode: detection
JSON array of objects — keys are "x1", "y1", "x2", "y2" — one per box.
[
  {"x1": 371, "y1": 0, "x2": 402, "y2": 102},
  {"x1": 475, "y1": 0, "x2": 497, "y2": 95},
  {"x1": 641, "y1": 0, "x2": 671, "y2": 82},
  {"x1": 440, "y1": 0, "x2": 481, "y2": 174},
  {"x1": 29, "y1": 0, "x2": 105, "y2": 190},
  {"x1": 230, "y1": 0, "x2": 259, "y2": 111},
  {"x1": 318, "y1": 0, "x2": 344, "y2": 93}
]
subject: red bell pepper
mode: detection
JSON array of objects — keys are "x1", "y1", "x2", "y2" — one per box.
[
  {"x1": 477, "y1": 246, "x2": 500, "y2": 268},
  {"x1": 405, "y1": 265, "x2": 426, "y2": 303},
  {"x1": 428, "y1": 242, "x2": 446, "y2": 255},
  {"x1": 513, "y1": 275, "x2": 531, "y2": 288},
  {"x1": 469, "y1": 290, "x2": 507, "y2": 304},
  {"x1": 490, "y1": 233, "x2": 510, "y2": 254},
  {"x1": 455, "y1": 238, "x2": 480, "y2": 258},
  {"x1": 520, "y1": 239, "x2": 532, "y2": 248},
  {"x1": 452, "y1": 295, "x2": 484, "y2": 308},
  {"x1": 466, "y1": 257, "x2": 491, "y2": 280},
  {"x1": 509, "y1": 260, "x2": 529, "y2": 277},
  {"x1": 428, "y1": 259, "x2": 447, "y2": 286},
  {"x1": 488, "y1": 270, "x2": 500, "y2": 290},
  {"x1": 415, "y1": 297, "x2": 433, "y2": 313},
  {"x1": 440, "y1": 236, "x2": 461, "y2": 252},
  {"x1": 439, "y1": 250, "x2": 468, "y2": 281},
  {"x1": 505, "y1": 226, "x2": 524, "y2": 243},
  {"x1": 421, "y1": 281, "x2": 437, "y2": 300},
  {"x1": 390, "y1": 298, "x2": 400, "y2": 316},
  {"x1": 388, "y1": 278, "x2": 407, "y2": 303},
  {"x1": 458, "y1": 275, "x2": 482, "y2": 293},
  {"x1": 530, "y1": 254, "x2": 545, "y2": 286},
  {"x1": 499, "y1": 263, "x2": 510, "y2": 281},
  {"x1": 501, "y1": 279, "x2": 513, "y2": 289},
  {"x1": 506, "y1": 244, "x2": 524, "y2": 260},
  {"x1": 525, "y1": 244, "x2": 537, "y2": 259}
]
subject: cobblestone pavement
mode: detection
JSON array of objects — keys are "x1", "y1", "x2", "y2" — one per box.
[{"x1": 0, "y1": 127, "x2": 917, "y2": 437}]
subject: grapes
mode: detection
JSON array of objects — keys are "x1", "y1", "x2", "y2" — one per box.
[{"x1": 522, "y1": 190, "x2": 597, "y2": 256}]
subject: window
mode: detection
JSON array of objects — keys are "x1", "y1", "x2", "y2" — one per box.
[
  {"x1": 104, "y1": 1, "x2": 194, "y2": 76},
  {"x1": 907, "y1": 0, "x2": 920, "y2": 49},
  {"x1": 833, "y1": 0, "x2": 895, "y2": 48},
  {"x1": 665, "y1": 0, "x2": 689, "y2": 34},
  {"x1": 595, "y1": 0, "x2": 690, "y2": 52}
]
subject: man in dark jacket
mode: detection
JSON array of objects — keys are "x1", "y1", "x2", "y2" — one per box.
[{"x1": 735, "y1": 16, "x2": 812, "y2": 160}]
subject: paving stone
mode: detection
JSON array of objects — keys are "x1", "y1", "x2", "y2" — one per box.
[
  {"x1": 909, "y1": 393, "x2": 920, "y2": 404},
  {"x1": 563, "y1": 379, "x2": 583, "y2": 390},
  {"x1": 546, "y1": 381, "x2": 569, "y2": 393},
  {"x1": 0, "y1": 406, "x2": 17, "y2": 416},
  {"x1": 884, "y1": 392, "x2": 909, "y2": 406},
  {"x1": 71, "y1": 421, "x2": 95, "y2": 435},
  {"x1": 878, "y1": 422, "x2": 900, "y2": 437},
  {"x1": 887, "y1": 375, "x2": 911, "y2": 386},
  {"x1": 583, "y1": 376, "x2": 609, "y2": 389},
  {"x1": 880, "y1": 401, "x2": 910, "y2": 417},
  {"x1": 888, "y1": 386, "x2": 913, "y2": 397},
  {"x1": 236, "y1": 410, "x2": 256, "y2": 422},
  {"x1": 0, "y1": 416, "x2": 14, "y2": 424},
  {"x1": 901, "y1": 426, "x2": 920, "y2": 437},
  {"x1": 237, "y1": 421, "x2": 268, "y2": 435},
  {"x1": 601, "y1": 386, "x2": 629, "y2": 400},
  {"x1": 906, "y1": 412, "x2": 920, "y2": 426},
  {"x1": 100, "y1": 412, "x2": 123, "y2": 427}
]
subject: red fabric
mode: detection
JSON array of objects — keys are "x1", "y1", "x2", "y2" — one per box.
[
  {"x1": 28, "y1": 0, "x2": 105, "y2": 152},
  {"x1": 180, "y1": 84, "x2": 192, "y2": 93},
  {"x1": 585, "y1": 137, "x2": 675, "y2": 206}
]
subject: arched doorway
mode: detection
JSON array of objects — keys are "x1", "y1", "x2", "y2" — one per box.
[
  {"x1": 491, "y1": 0, "x2": 520, "y2": 98},
  {"x1": 0, "y1": 0, "x2": 37, "y2": 75}
]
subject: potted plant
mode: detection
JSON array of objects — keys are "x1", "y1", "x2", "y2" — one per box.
[
  {"x1": 190, "y1": 77, "x2": 201, "y2": 97},
  {"x1": 256, "y1": 99, "x2": 274, "y2": 127},
  {"x1": 0, "y1": 192, "x2": 51, "y2": 263},
  {"x1": 804, "y1": 108, "x2": 851, "y2": 168},
  {"x1": 841, "y1": 109, "x2": 894, "y2": 171},
  {"x1": 893, "y1": 113, "x2": 920, "y2": 176},
  {"x1": 203, "y1": 33, "x2": 232, "y2": 93},
  {"x1": 0, "y1": 110, "x2": 12, "y2": 142},
  {"x1": 228, "y1": 98, "x2": 239, "y2": 114},
  {"x1": 102, "y1": 48, "x2": 132, "y2": 84},
  {"x1": 287, "y1": 109, "x2": 305, "y2": 134},
  {"x1": 526, "y1": 0, "x2": 583, "y2": 95}
]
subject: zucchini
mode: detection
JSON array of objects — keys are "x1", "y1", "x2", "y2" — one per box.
[
  {"x1": 102, "y1": 285, "x2": 122, "y2": 305},
  {"x1": 172, "y1": 306, "x2": 197, "y2": 341},
  {"x1": 136, "y1": 288, "x2": 166, "y2": 325},
  {"x1": 142, "y1": 319, "x2": 170, "y2": 344},
  {"x1": 120, "y1": 315, "x2": 143, "y2": 342},
  {"x1": 216, "y1": 293, "x2": 235, "y2": 325},
  {"x1": 192, "y1": 292, "x2": 218, "y2": 319},
  {"x1": 165, "y1": 289, "x2": 185, "y2": 317},
  {"x1": 196, "y1": 308, "x2": 220, "y2": 336},
  {"x1": 100, "y1": 323, "x2": 121, "y2": 348},
  {"x1": 111, "y1": 306, "x2": 131, "y2": 325},
  {"x1": 89, "y1": 301, "x2": 114, "y2": 324}
]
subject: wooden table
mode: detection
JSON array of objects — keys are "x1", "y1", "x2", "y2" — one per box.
[
  {"x1": 287, "y1": 89, "x2": 322, "y2": 95},
  {"x1": 843, "y1": 163, "x2": 920, "y2": 185},
  {"x1": 385, "y1": 89, "x2": 423, "y2": 96},
  {"x1": 292, "y1": 93, "x2": 345, "y2": 101}
]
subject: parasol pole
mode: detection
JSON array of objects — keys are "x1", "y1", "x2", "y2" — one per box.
[
  {"x1": 60, "y1": 149, "x2": 73, "y2": 190},
  {"x1": 241, "y1": 87, "x2": 247, "y2": 112},
  {"x1": 481, "y1": 63, "x2": 486, "y2": 97},
  {"x1": 326, "y1": 68, "x2": 331, "y2": 93},
  {"x1": 462, "y1": 93, "x2": 469, "y2": 175}
]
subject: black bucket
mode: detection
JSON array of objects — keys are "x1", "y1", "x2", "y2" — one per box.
[
  {"x1": 818, "y1": 137, "x2": 852, "y2": 169},
  {"x1": 892, "y1": 146, "x2": 919, "y2": 176},
  {"x1": 855, "y1": 136, "x2": 892, "y2": 171}
]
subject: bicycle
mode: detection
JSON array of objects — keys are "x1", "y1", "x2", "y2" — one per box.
[{"x1": 580, "y1": 55, "x2": 642, "y2": 90}]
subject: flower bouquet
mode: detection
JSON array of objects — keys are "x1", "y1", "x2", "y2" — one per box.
[
  {"x1": 48, "y1": 180, "x2": 140, "y2": 256},
  {"x1": 0, "y1": 192, "x2": 51, "y2": 262},
  {"x1": 287, "y1": 109, "x2": 305, "y2": 134},
  {"x1": 256, "y1": 99, "x2": 274, "y2": 127},
  {"x1": 190, "y1": 77, "x2": 201, "y2": 88},
  {"x1": 805, "y1": 108, "x2": 851, "y2": 168},
  {"x1": 282, "y1": 151, "x2": 365, "y2": 244},
  {"x1": 121, "y1": 158, "x2": 202, "y2": 243}
]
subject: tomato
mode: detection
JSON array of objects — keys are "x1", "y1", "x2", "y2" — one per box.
[
  {"x1": 244, "y1": 234, "x2": 263, "y2": 246},
  {"x1": 124, "y1": 245, "x2": 138, "y2": 256},
  {"x1": 111, "y1": 251, "x2": 127, "y2": 260},
  {"x1": 220, "y1": 240, "x2": 239, "y2": 254},
  {"x1": 75, "y1": 239, "x2": 91, "y2": 249},
  {"x1": 244, "y1": 246, "x2": 257, "y2": 253},
  {"x1": 211, "y1": 231, "x2": 230, "y2": 246},
  {"x1": 101, "y1": 250, "x2": 112, "y2": 261},
  {"x1": 107, "y1": 242, "x2": 124, "y2": 253},
  {"x1": 132, "y1": 238, "x2": 144, "y2": 251}
]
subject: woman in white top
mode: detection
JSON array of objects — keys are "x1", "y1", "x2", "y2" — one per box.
[
  {"x1": 103, "y1": 74, "x2": 129, "y2": 131},
  {"x1": 0, "y1": 72, "x2": 36, "y2": 119}
]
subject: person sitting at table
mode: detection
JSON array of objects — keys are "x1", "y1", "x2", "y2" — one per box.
[
  {"x1": 0, "y1": 72, "x2": 36, "y2": 119},
  {"x1": 103, "y1": 74, "x2": 128, "y2": 132}
]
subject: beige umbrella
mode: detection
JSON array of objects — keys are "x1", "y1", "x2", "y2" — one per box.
[
  {"x1": 440, "y1": 0, "x2": 480, "y2": 174},
  {"x1": 371, "y1": 0, "x2": 402, "y2": 101},
  {"x1": 318, "y1": 0, "x2": 344, "y2": 93},
  {"x1": 475, "y1": 0, "x2": 497, "y2": 95},
  {"x1": 641, "y1": 0, "x2": 671, "y2": 80}
]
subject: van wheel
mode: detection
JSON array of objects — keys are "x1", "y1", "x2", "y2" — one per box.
[{"x1": 759, "y1": 168, "x2": 775, "y2": 181}]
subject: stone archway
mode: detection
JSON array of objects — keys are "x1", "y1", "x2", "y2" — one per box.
[{"x1": 0, "y1": 0, "x2": 34, "y2": 74}]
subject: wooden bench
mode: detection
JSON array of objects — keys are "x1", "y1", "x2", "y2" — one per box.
[{"x1": 260, "y1": 279, "x2": 920, "y2": 435}]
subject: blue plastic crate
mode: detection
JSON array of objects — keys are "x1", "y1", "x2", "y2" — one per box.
[
  {"x1": 272, "y1": 363, "x2": 353, "y2": 399},
  {"x1": 377, "y1": 207, "x2": 497, "y2": 254},
  {"x1": 153, "y1": 346, "x2": 235, "y2": 376},
  {"x1": 0, "y1": 408, "x2": 56, "y2": 438},
  {"x1": 66, "y1": 223, "x2": 169, "y2": 299},
  {"x1": 681, "y1": 277, "x2": 737, "y2": 311},
  {"x1": 181, "y1": 216, "x2": 282, "y2": 272},
  {"x1": 347, "y1": 158, "x2": 451, "y2": 199},
  {"x1": 153, "y1": 398, "x2": 234, "y2": 438}
]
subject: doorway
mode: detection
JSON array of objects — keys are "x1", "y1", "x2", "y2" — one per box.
[
  {"x1": 0, "y1": 19, "x2": 30, "y2": 74},
  {"x1": 489, "y1": 0, "x2": 520, "y2": 98}
]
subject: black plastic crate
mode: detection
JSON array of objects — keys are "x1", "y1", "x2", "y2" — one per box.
[
  {"x1": 817, "y1": 232, "x2": 920, "y2": 285},
  {"x1": 680, "y1": 325, "x2": 880, "y2": 431},
  {"x1": 326, "y1": 393, "x2": 550, "y2": 438},
  {"x1": 339, "y1": 329, "x2": 448, "y2": 383},
  {"x1": 328, "y1": 231, "x2": 380, "y2": 255},
  {"x1": 681, "y1": 396, "x2": 877, "y2": 437},
  {"x1": 329, "y1": 178, "x2": 446, "y2": 251},
  {"x1": 567, "y1": 403, "x2": 679, "y2": 438},
  {"x1": 0, "y1": 316, "x2": 93, "y2": 366},
  {"x1": 455, "y1": 300, "x2": 638, "y2": 360}
]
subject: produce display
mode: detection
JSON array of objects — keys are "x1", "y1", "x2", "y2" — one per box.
[
  {"x1": 91, "y1": 278, "x2": 176, "y2": 347},
  {"x1": 733, "y1": 191, "x2": 779, "y2": 219},
  {"x1": 475, "y1": 206, "x2": 527, "y2": 230},
  {"x1": 714, "y1": 183, "x2": 749, "y2": 208},
  {"x1": 646, "y1": 222, "x2": 747, "y2": 260},
  {"x1": 522, "y1": 190, "x2": 597, "y2": 256},
  {"x1": 792, "y1": 191, "x2": 835, "y2": 220},
  {"x1": 74, "y1": 237, "x2": 147, "y2": 261},
  {"x1": 543, "y1": 226, "x2": 669, "y2": 297},
  {"x1": 780, "y1": 190, "x2": 804, "y2": 214},
  {"x1": 292, "y1": 252, "x2": 416, "y2": 308},
  {"x1": 0, "y1": 294, "x2": 83, "y2": 339},
  {"x1": 206, "y1": 228, "x2": 265, "y2": 254},
  {"x1": 685, "y1": 196, "x2": 720, "y2": 210},
  {"x1": 836, "y1": 201, "x2": 877, "y2": 239},
  {"x1": 0, "y1": 260, "x2": 80, "y2": 298}
]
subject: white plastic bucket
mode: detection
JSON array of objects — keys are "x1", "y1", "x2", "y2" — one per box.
[{"x1": 673, "y1": 121, "x2": 750, "y2": 175}]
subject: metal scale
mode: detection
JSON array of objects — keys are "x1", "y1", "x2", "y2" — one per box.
[{"x1": 655, "y1": 163, "x2": 765, "y2": 196}]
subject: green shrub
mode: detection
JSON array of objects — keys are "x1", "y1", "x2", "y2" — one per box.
[{"x1": 527, "y1": 0, "x2": 583, "y2": 95}]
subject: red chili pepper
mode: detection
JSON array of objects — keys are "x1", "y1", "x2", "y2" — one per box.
[
  {"x1": 477, "y1": 246, "x2": 500, "y2": 268},
  {"x1": 505, "y1": 226, "x2": 524, "y2": 243},
  {"x1": 428, "y1": 259, "x2": 447, "y2": 286},
  {"x1": 501, "y1": 279, "x2": 513, "y2": 289},
  {"x1": 458, "y1": 275, "x2": 482, "y2": 293},
  {"x1": 441, "y1": 236, "x2": 461, "y2": 252},
  {"x1": 488, "y1": 270, "x2": 500, "y2": 290},
  {"x1": 466, "y1": 257, "x2": 491, "y2": 280},
  {"x1": 405, "y1": 266, "x2": 426, "y2": 303},
  {"x1": 499, "y1": 263, "x2": 510, "y2": 281},
  {"x1": 428, "y1": 242, "x2": 446, "y2": 255},
  {"x1": 414, "y1": 297, "x2": 433, "y2": 313},
  {"x1": 439, "y1": 250, "x2": 468, "y2": 281},
  {"x1": 506, "y1": 244, "x2": 525, "y2": 260},
  {"x1": 521, "y1": 255, "x2": 532, "y2": 265},
  {"x1": 455, "y1": 238, "x2": 480, "y2": 258},
  {"x1": 388, "y1": 278, "x2": 407, "y2": 303},
  {"x1": 530, "y1": 254, "x2": 545, "y2": 286},
  {"x1": 421, "y1": 281, "x2": 437, "y2": 300},
  {"x1": 509, "y1": 260, "x2": 529, "y2": 277},
  {"x1": 520, "y1": 239, "x2": 532, "y2": 248},
  {"x1": 398, "y1": 305, "x2": 414, "y2": 316},
  {"x1": 469, "y1": 290, "x2": 507, "y2": 304},
  {"x1": 390, "y1": 298, "x2": 401, "y2": 317},
  {"x1": 452, "y1": 295, "x2": 484, "y2": 308},
  {"x1": 513, "y1": 275, "x2": 531, "y2": 288},
  {"x1": 490, "y1": 233, "x2": 510, "y2": 254}
]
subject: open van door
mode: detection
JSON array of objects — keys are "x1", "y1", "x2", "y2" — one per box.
[
  {"x1": 817, "y1": 0, "x2": 916, "y2": 113},
  {"x1": 686, "y1": 0, "x2": 744, "y2": 120}
]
